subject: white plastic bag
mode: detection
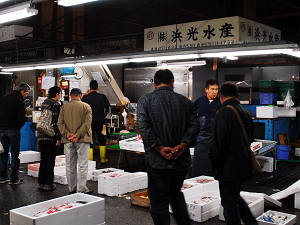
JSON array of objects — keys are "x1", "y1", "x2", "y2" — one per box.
[{"x1": 0, "y1": 141, "x2": 4, "y2": 154}]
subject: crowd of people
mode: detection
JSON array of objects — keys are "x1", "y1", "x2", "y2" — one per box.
[{"x1": 0, "y1": 69, "x2": 258, "y2": 225}]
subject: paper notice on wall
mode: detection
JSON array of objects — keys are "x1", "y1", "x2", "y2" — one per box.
[
  {"x1": 81, "y1": 78, "x2": 90, "y2": 86},
  {"x1": 69, "y1": 81, "x2": 79, "y2": 101},
  {"x1": 91, "y1": 71, "x2": 107, "y2": 86},
  {"x1": 41, "y1": 76, "x2": 55, "y2": 90}
]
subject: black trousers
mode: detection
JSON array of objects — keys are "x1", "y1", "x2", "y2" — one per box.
[
  {"x1": 219, "y1": 180, "x2": 258, "y2": 225},
  {"x1": 91, "y1": 121, "x2": 106, "y2": 147},
  {"x1": 146, "y1": 163, "x2": 191, "y2": 225},
  {"x1": 38, "y1": 140, "x2": 56, "y2": 186}
]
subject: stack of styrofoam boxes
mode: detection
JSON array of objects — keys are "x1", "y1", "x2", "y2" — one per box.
[
  {"x1": 256, "y1": 210, "x2": 296, "y2": 225},
  {"x1": 27, "y1": 163, "x2": 40, "y2": 178},
  {"x1": 219, "y1": 192, "x2": 264, "y2": 222},
  {"x1": 91, "y1": 168, "x2": 124, "y2": 181},
  {"x1": 10, "y1": 193, "x2": 105, "y2": 225},
  {"x1": 256, "y1": 106, "x2": 278, "y2": 118},
  {"x1": 186, "y1": 191, "x2": 220, "y2": 223},
  {"x1": 98, "y1": 172, "x2": 135, "y2": 196},
  {"x1": 257, "y1": 156, "x2": 274, "y2": 173},
  {"x1": 119, "y1": 137, "x2": 144, "y2": 152},
  {"x1": 127, "y1": 172, "x2": 148, "y2": 192},
  {"x1": 19, "y1": 151, "x2": 41, "y2": 163}
]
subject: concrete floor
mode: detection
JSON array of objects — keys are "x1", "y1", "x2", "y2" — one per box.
[{"x1": 1, "y1": 150, "x2": 300, "y2": 225}]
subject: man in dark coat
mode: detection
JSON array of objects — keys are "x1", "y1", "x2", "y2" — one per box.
[
  {"x1": 137, "y1": 69, "x2": 200, "y2": 225},
  {"x1": 0, "y1": 83, "x2": 30, "y2": 185},
  {"x1": 209, "y1": 82, "x2": 258, "y2": 225}
]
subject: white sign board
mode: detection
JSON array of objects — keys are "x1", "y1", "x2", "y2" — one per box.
[
  {"x1": 144, "y1": 16, "x2": 281, "y2": 51},
  {"x1": 41, "y1": 76, "x2": 55, "y2": 90}
]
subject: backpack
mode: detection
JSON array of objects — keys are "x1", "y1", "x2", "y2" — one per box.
[{"x1": 36, "y1": 103, "x2": 55, "y2": 137}]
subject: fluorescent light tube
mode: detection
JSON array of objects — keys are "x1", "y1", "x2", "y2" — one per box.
[
  {"x1": 57, "y1": 0, "x2": 98, "y2": 7},
  {"x1": 130, "y1": 54, "x2": 200, "y2": 63},
  {"x1": 2, "y1": 66, "x2": 34, "y2": 72},
  {"x1": 201, "y1": 49, "x2": 293, "y2": 58},
  {"x1": 35, "y1": 64, "x2": 75, "y2": 69},
  {"x1": 61, "y1": 74, "x2": 76, "y2": 78},
  {"x1": 76, "y1": 59, "x2": 130, "y2": 66},
  {"x1": 0, "y1": 7, "x2": 38, "y2": 24},
  {"x1": 0, "y1": 0, "x2": 9, "y2": 3},
  {"x1": 158, "y1": 60, "x2": 206, "y2": 68}
]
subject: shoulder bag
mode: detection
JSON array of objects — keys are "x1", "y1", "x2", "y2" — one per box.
[
  {"x1": 226, "y1": 105, "x2": 262, "y2": 178},
  {"x1": 36, "y1": 103, "x2": 55, "y2": 137}
]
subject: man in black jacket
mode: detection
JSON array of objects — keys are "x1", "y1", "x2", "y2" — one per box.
[
  {"x1": 82, "y1": 80, "x2": 110, "y2": 163},
  {"x1": 209, "y1": 82, "x2": 257, "y2": 225},
  {"x1": 137, "y1": 69, "x2": 200, "y2": 225},
  {"x1": 0, "y1": 83, "x2": 30, "y2": 185}
]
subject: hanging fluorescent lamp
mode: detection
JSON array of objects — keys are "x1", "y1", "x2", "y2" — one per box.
[
  {"x1": 35, "y1": 64, "x2": 75, "y2": 70},
  {"x1": 57, "y1": 0, "x2": 98, "y2": 7},
  {"x1": 76, "y1": 59, "x2": 130, "y2": 66},
  {"x1": 157, "y1": 60, "x2": 206, "y2": 68},
  {"x1": 130, "y1": 54, "x2": 200, "y2": 63},
  {"x1": 0, "y1": 3, "x2": 38, "y2": 24},
  {"x1": 61, "y1": 74, "x2": 76, "y2": 78},
  {"x1": 0, "y1": 0, "x2": 9, "y2": 3}
]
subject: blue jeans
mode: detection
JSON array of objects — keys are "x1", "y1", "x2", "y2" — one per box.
[
  {"x1": 146, "y1": 163, "x2": 191, "y2": 225},
  {"x1": 38, "y1": 140, "x2": 56, "y2": 186},
  {"x1": 219, "y1": 180, "x2": 258, "y2": 225},
  {"x1": 0, "y1": 129, "x2": 21, "y2": 180}
]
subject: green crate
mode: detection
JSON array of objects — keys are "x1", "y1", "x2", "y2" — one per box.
[
  {"x1": 276, "y1": 81, "x2": 300, "y2": 90},
  {"x1": 259, "y1": 80, "x2": 278, "y2": 87}
]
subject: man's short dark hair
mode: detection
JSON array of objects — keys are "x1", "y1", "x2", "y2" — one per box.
[
  {"x1": 219, "y1": 82, "x2": 239, "y2": 98},
  {"x1": 90, "y1": 80, "x2": 98, "y2": 90},
  {"x1": 154, "y1": 69, "x2": 174, "y2": 86},
  {"x1": 205, "y1": 79, "x2": 219, "y2": 89},
  {"x1": 17, "y1": 83, "x2": 30, "y2": 92},
  {"x1": 48, "y1": 86, "x2": 61, "y2": 98}
]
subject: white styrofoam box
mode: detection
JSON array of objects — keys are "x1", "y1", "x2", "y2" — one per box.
[
  {"x1": 270, "y1": 186, "x2": 300, "y2": 201},
  {"x1": 28, "y1": 169, "x2": 38, "y2": 178},
  {"x1": 88, "y1": 160, "x2": 96, "y2": 170},
  {"x1": 54, "y1": 172, "x2": 68, "y2": 185},
  {"x1": 98, "y1": 172, "x2": 134, "y2": 186},
  {"x1": 277, "y1": 101, "x2": 284, "y2": 105},
  {"x1": 257, "y1": 156, "x2": 274, "y2": 173},
  {"x1": 181, "y1": 182, "x2": 203, "y2": 199},
  {"x1": 278, "y1": 107, "x2": 296, "y2": 117},
  {"x1": 55, "y1": 155, "x2": 66, "y2": 163},
  {"x1": 294, "y1": 192, "x2": 300, "y2": 209},
  {"x1": 295, "y1": 148, "x2": 300, "y2": 157},
  {"x1": 28, "y1": 163, "x2": 40, "y2": 172},
  {"x1": 256, "y1": 106, "x2": 278, "y2": 118},
  {"x1": 240, "y1": 101, "x2": 250, "y2": 104},
  {"x1": 19, "y1": 151, "x2": 41, "y2": 163},
  {"x1": 87, "y1": 171, "x2": 93, "y2": 181},
  {"x1": 54, "y1": 165, "x2": 66, "y2": 174},
  {"x1": 119, "y1": 137, "x2": 144, "y2": 152},
  {"x1": 256, "y1": 210, "x2": 296, "y2": 225},
  {"x1": 240, "y1": 191, "x2": 282, "y2": 208},
  {"x1": 186, "y1": 191, "x2": 220, "y2": 214},
  {"x1": 91, "y1": 168, "x2": 124, "y2": 181},
  {"x1": 184, "y1": 176, "x2": 219, "y2": 193},
  {"x1": 251, "y1": 142, "x2": 262, "y2": 151},
  {"x1": 10, "y1": 193, "x2": 105, "y2": 225},
  {"x1": 219, "y1": 193, "x2": 264, "y2": 222},
  {"x1": 189, "y1": 207, "x2": 219, "y2": 223}
]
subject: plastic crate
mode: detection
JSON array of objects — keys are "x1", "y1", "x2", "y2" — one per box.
[
  {"x1": 276, "y1": 81, "x2": 300, "y2": 90},
  {"x1": 259, "y1": 80, "x2": 278, "y2": 87},
  {"x1": 259, "y1": 86, "x2": 279, "y2": 93},
  {"x1": 259, "y1": 93, "x2": 279, "y2": 105}
]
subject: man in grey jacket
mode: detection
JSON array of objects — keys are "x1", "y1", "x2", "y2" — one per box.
[
  {"x1": 137, "y1": 69, "x2": 200, "y2": 225},
  {"x1": 57, "y1": 88, "x2": 93, "y2": 194}
]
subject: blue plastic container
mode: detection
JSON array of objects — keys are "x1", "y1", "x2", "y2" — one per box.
[
  {"x1": 276, "y1": 145, "x2": 290, "y2": 160},
  {"x1": 259, "y1": 93, "x2": 279, "y2": 105}
]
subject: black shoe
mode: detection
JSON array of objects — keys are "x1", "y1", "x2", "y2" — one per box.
[
  {"x1": 81, "y1": 189, "x2": 93, "y2": 194},
  {"x1": 9, "y1": 179, "x2": 23, "y2": 185},
  {"x1": 43, "y1": 184, "x2": 56, "y2": 191},
  {"x1": 0, "y1": 178, "x2": 10, "y2": 184},
  {"x1": 38, "y1": 183, "x2": 44, "y2": 190}
]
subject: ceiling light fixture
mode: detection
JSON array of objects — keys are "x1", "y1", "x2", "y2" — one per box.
[
  {"x1": 0, "y1": 0, "x2": 9, "y2": 3},
  {"x1": 0, "y1": 3, "x2": 38, "y2": 24},
  {"x1": 157, "y1": 60, "x2": 206, "y2": 68},
  {"x1": 61, "y1": 74, "x2": 76, "y2": 78},
  {"x1": 76, "y1": 59, "x2": 130, "y2": 66},
  {"x1": 35, "y1": 64, "x2": 75, "y2": 70},
  {"x1": 130, "y1": 54, "x2": 200, "y2": 63},
  {"x1": 57, "y1": 0, "x2": 98, "y2": 7}
]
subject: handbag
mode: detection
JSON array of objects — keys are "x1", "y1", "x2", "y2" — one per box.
[
  {"x1": 36, "y1": 103, "x2": 55, "y2": 137},
  {"x1": 226, "y1": 105, "x2": 262, "y2": 178}
]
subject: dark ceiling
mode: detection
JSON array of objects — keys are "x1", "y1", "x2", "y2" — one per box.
[{"x1": 0, "y1": 0, "x2": 300, "y2": 65}]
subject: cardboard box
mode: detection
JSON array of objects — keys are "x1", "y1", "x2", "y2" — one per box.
[
  {"x1": 131, "y1": 191, "x2": 150, "y2": 208},
  {"x1": 19, "y1": 151, "x2": 41, "y2": 163},
  {"x1": 257, "y1": 156, "x2": 274, "y2": 173},
  {"x1": 186, "y1": 191, "x2": 220, "y2": 214},
  {"x1": 256, "y1": 106, "x2": 278, "y2": 118},
  {"x1": 256, "y1": 210, "x2": 296, "y2": 225},
  {"x1": 10, "y1": 193, "x2": 105, "y2": 225},
  {"x1": 219, "y1": 193, "x2": 264, "y2": 222}
]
